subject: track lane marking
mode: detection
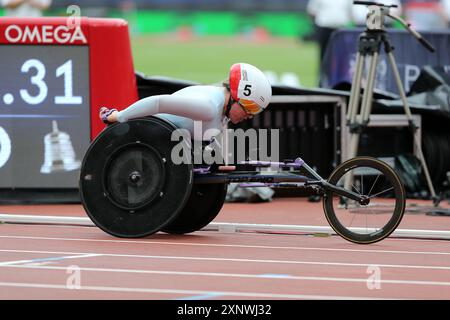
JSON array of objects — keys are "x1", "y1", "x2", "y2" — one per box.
[
  {"x1": 0, "y1": 234, "x2": 449, "y2": 256},
  {"x1": 0, "y1": 281, "x2": 394, "y2": 300},
  {"x1": 0, "y1": 249, "x2": 449, "y2": 270},
  {"x1": 0, "y1": 254, "x2": 102, "y2": 266},
  {"x1": 1, "y1": 264, "x2": 450, "y2": 287}
]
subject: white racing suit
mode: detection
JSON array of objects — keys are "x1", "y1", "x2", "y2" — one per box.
[{"x1": 117, "y1": 85, "x2": 225, "y2": 141}]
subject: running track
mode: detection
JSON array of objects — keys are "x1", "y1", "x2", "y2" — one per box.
[{"x1": 0, "y1": 198, "x2": 449, "y2": 300}]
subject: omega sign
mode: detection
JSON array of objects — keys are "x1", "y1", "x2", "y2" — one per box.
[{"x1": 4, "y1": 25, "x2": 87, "y2": 44}]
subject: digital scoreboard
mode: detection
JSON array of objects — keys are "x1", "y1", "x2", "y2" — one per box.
[{"x1": 0, "y1": 17, "x2": 138, "y2": 192}]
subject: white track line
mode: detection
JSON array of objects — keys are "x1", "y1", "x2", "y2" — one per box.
[
  {"x1": 1, "y1": 214, "x2": 450, "y2": 239},
  {"x1": 2, "y1": 264, "x2": 450, "y2": 287},
  {"x1": 0, "y1": 254, "x2": 102, "y2": 266},
  {"x1": 0, "y1": 249, "x2": 449, "y2": 271},
  {"x1": 0, "y1": 234, "x2": 449, "y2": 256},
  {"x1": 0, "y1": 282, "x2": 394, "y2": 300}
]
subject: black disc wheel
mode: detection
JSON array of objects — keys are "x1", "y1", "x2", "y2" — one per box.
[
  {"x1": 104, "y1": 144, "x2": 166, "y2": 210},
  {"x1": 80, "y1": 117, "x2": 193, "y2": 238},
  {"x1": 162, "y1": 183, "x2": 228, "y2": 234},
  {"x1": 323, "y1": 156, "x2": 406, "y2": 244}
]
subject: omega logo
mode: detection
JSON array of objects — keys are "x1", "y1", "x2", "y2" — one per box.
[{"x1": 5, "y1": 24, "x2": 87, "y2": 44}]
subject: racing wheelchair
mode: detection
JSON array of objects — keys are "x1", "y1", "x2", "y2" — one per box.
[{"x1": 79, "y1": 116, "x2": 406, "y2": 244}]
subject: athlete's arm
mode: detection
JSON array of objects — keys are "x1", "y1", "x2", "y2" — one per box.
[{"x1": 116, "y1": 94, "x2": 218, "y2": 123}]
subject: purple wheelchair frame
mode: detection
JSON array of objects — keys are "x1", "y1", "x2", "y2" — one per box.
[{"x1": 192, "y1": 158, "x2": 369, "y2": 205}]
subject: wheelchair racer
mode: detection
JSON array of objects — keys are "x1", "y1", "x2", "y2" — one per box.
[{"x1": 99, "y1": 63, "x2": 272, "y2": 142}]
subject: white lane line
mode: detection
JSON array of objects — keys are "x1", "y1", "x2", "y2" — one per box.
[
  {"x1": 0, "y1": 249, "x2": 449, "y2": 271},
  {"x1": 2, "y1": 264, "x2": 450, "y2": 287},
  {"x1": 0, "y1": 282, "x2": 393, "y2": 300},
  {"x1": 0, "y1": 254, "x2": 102, "y2": 266},
  {"x1": 5, "y1": 223, "x2": 450, "y2": 244},
  {"x1": 3, "y1": 214, "x2": 450, "y2": 240},
  {"x1": 0, "y1": 234, "x2": 449, "y2": 256}
]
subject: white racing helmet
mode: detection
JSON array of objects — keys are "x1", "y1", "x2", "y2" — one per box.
[{"x1": 229, "y1": 63, "x2": 272, "y2": 115}]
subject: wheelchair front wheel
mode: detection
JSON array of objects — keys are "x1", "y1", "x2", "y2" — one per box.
[{"x1": 323, "y1": 157, "x2": 406, "y2": 244}]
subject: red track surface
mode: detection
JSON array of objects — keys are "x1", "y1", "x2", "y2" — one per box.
[{"x1": 0, "y1": 198, "x2": 450, "y2": 300}]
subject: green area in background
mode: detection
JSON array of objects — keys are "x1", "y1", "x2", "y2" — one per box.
[
  {"x1": 191, "y1": 11, "x2": 240, "y2": 35},
  {"x1": 135, "y1": 11, "x2": 178, "y2": 33},
  {"x1": 130, "y1": 35, "x2": 319, "y2": 88},
  {"x1": 103, "y1": 10, "x2": 313, "y2": 38},
  {"x1": 0, "y1": 8, "x2": 316, "y2": 37},
  {"x1": 256, "y1": 13, "x2": 313, "y2": 37},
  {"x1": 2, "y1": 8, "x2": 402, "y2": 36}
]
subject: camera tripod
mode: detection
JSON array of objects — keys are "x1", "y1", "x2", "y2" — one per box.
[{"x1": 346, "y1": 1, "x2": 439, "y2": 204}]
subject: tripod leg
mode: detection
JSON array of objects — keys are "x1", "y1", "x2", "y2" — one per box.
[
  {"x1": 347, "y1": 52, "x2": 365, "y2": 124},
  {"x1": 345, "y1": 52, "x2": 379, "y2": 191},
  {"x1": 387, "y1": 51, "x2": 437, "y2": 199},
  {"x1": 361, "y1": 52, "x2": 379, "y2": 123},
  {"x1": 348, "y1": 52, "x2": 379, "y2": 161}
]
